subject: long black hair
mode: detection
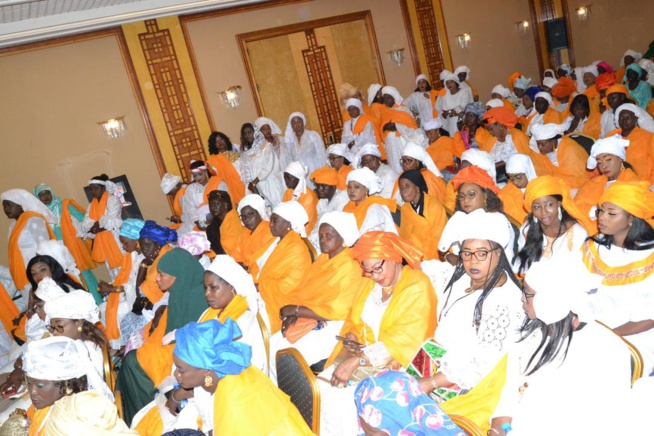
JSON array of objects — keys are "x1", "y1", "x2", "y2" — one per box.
[
  {"x1": 589, "y1": 215, "x2": 654, "y2": 251},
  {"x1": 208, "y1": 131, "x2": 234, "y2": 154},
  {"x1": 516, "y1": 195, "x2": 576, "y2": 275},
  {"x1": 519, "y1": 312, "x2": 577, "y2": 375},
  {"x1": 26, "y1": 255, "x2": 85, "y2": 292},
  {"x1": 440, "y1": 240, "x2": 521, "y2": 330}
]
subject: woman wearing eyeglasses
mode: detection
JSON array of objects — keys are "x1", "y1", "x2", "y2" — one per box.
[
  {"x1": 498, "y1": 154, "x2": 538, "y2": 225},
  {"x1": 317, "y1": 231, "x2": 437, "y2": 436},
  {"x1": 342, "y1": 167, "x2": 397, "y2": 236},
  {"x1": 392, "y1": 142, "x2": 446, "y2": 203},
  {"x1": 231, "y1": 195, "x2": 274, "y2": 269}
]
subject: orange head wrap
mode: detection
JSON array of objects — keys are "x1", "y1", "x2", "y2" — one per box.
[
  {"x1": 595, "y1": 72, "x2": 616, "y2": 92},
  {"x1": 508, "y1": 72, "x2": 522, "y2": 89},
  {"x1": 310, "y1": 166, "x2": 339, "y2": 186},
  {"x1": 482, "y1": 107, "x2": 519, "y2": 129},
  {"x1": 524, "y1": 176, "x2": 595, "y2": 234},
  {"x1": 452, "y1": 166, "x2": 499, "y2": 194},
  {"x1": 551, "y1": 77, "x2": 576, "y2": 98},
  {"x1": 599, "y1": 181, "x2": 654, "y2": 228},
  {"x1": 352, "y1": 231, "x2": 424, "y2": 270},
  {"x1": 606, "y1": 84, "x2": 629, "y2": 97}
]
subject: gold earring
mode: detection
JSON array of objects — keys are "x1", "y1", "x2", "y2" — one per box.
[
  {"x1": 77, "y1": 326, "x2": 83, "y2": 333},
  {"x1": 204, "y1": 373, "x2": 214, "y2": 388},
  {"x1": 621, "y1": 162, "x2": 626, "y2": 171},
  {"x1": 342, "y1": 243, "x2": 347, "y2": 248},
  {"x1": 65, "y1": 387, "x2": 73, "y2": 395}
]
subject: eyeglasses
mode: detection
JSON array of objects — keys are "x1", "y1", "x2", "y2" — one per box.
[
  {"x1": 362, "y1": 260, "x2": 385, "y2": 277},
  {"x1": 47, "y1": 321, "x2": 73, "y2": 334},
  {"x1": 457, "y1": 190, "x2": 479, "y2": 201},
  {"x1": 460, "y1": 249, "x2": 497, "y2": 261},
  {"x1": 399, "y1": 158, "x2": 417, "y2": 166}
]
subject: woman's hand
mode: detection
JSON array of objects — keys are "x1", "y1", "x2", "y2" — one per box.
[
  {"x1": 149, "y1": 305, "x2": 168, "y2": 334},
  {"x1": 165, "y1": 388, "x2": 194, "y2": 416},
  {"x1": 342, "y1": 333, "x2": 364, "y2": 353},
  {"x1": 0, "y1": 369, "x2": 24, "y2": 397},
  {"x1": 131, "y1": 296, "x2": 149, "y2": 315},
  {"x1": 330, "y1": 356, "x2": 362, "y2": 387},
  {"x1": 98, "y1": 281, "x2": 118, "y2": 294},
  {"x1": 168, "y1": 215, "x2": 181, "y2": 224}
]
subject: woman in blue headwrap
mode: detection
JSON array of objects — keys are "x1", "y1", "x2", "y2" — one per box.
[
  {"x1": 172, "y1": 319, "x2": 313, "y2": 435},
  {"x1": 135, "y1": 220, "x2": 177, "y2": 310},
  {"x1": 33, "y1": 183, "x2": 99, "y2": 300},
  {"x1": 624, "y1": 63, "x2": 653, "y2": 109}
]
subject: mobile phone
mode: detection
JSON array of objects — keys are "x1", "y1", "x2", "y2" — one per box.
[{"x1": 335, "y1": 335, "x2": 363, "y2": 347}]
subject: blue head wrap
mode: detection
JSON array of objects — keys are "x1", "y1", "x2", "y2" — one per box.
[
  {"x1": 624, "y1": 63, "x2": 643, "y2": 82},
  {"x1": 524, "y1": 86, "x2": 543, "y2": 102},
  {"x1": 355, "y1": 370, "x2": 463, "y2": 435},
  {"x1": 464, "y1": 101, "x2": 486, "y2": 119},
  {"x1": 174, "y1": 319, "x2": 252, "y2": 377},
  {"x1": 119, "y1": 218, "x2": 145, "y2": 240},
  {"x1": 139, "y1": 220, "x2": 178, "y2": 246}
]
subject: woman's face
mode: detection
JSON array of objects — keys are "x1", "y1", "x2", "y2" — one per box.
[
  {"x1": 2, "y1": 200, "x2": 22, "y2": 219},
  {"x1": 445, "y1": 80, "x2": 458, "y2": 93},
  {"x1": 486, "y1": 122, "x2": 506, "y2": 140},
  {"x1": 557, "y1": 68, "x2": 567, "y2": 78},
  {"x1": 400, "y1": 156, "x2": 420, "y2": 172},
  {"x1": 624, "y1": 55, "x2": 635, "y2": 66},
  {"x1": 193, "y1": 169, "x2": 209, "y2": 186},
  {"x1": 618, "y1": 110, "x2": 638, "y2": 131},
  {"x1": 583, "y1": 72, "x2": 596, "y2": 87},
  {"x1": 269, "y1": 213, "x2": 290, "y2": 238},
  {"x1": 458, "y1": 183, "x2": 485, "y2": 213},
  {"x1": 260, "y1": 124, "x2": 272, "y2": 138},
  {"x1": 156, "y1": 270, "x2": 176, "y2": 291},
  {"x1": 417, "y1": 79, "x2": 429, "y2": 92},
  {"x1": 535, "y1": 97, "x2": 549, "y2": 114},
  {"x1": 626, "y1": 69, "x2": 639, "y2": 82},
  {"x1": 315, "y1": 183, "x2": 336, "y2": 200},
  {"x1": 464, "y1": 112, "x2": 479, "y2": 128},
  {"x1": 215, "y1": 135, "x2": 228, "y2": 152},
  {"x1": 140, "y1": 238, "x2": 161, "y2": 260},
  {"x1": 209, "y1": 197, "x2": 229, "y2": 219},
  {"x1": 239, "y1": 206, "x2": 262, "y2": 232},
  {"x1": 399, "y1": 178, "x2": 421, "y2": 204},
  {"x1": 347, "y1": 181, "x2": 368, "y2": 204},
  {"x1": 30, "y1": 262, "x2": 52, "y2": 284},
  {"x1": 347, "y1": 106, "x2": 361, "y2": 119},
  {"x1": 119, "y1": 236, "x2": 138, "y2": 253},
  {"x1": 571, "y1": 104, "x2": 589, "y2": 119},
  {"x1": 88, "y1": 184, "x2": 105, "y2": 200},
  {"x1": 522, "y1": 95, "x2": 534, "y2": 110},
  {"x1": 291, "y1": 116, "x2": 304, "y2": 133},
  {"x1": 426, "y1": 128, "x2": 440, "y2": 143},
  {"x1": 507, "y1": 173, "x2": 528, "y2": 189},
  {"x1": 318, "y1": 223, "x2": 345, "y2": 256},
  {"x1": 457, "y1": 72, "x2": 467, "y2": 83},
  {"x1": 37, "y1": 190, "x2": 53, "y2": 206},
  {"x1": 328, "y1": 153, "x2": 344, "y2": 170},
  {"x1": 521, "y1": 281, "x2": 537, "y2": 320},
  {"x1": 173, "y1": 355, "x2": 206, "y2": 390},
  {"x1": 204, "y1": 271, "x2": 234, "y2": 310},
  {"x1": 514, "y1": 87, "x2": 526, "y2": 98},
  {"x1": 536, "y1": 138, "x2": 556, "y2": 154},
  {"x1": 461, "y1": 239, "x2": 500, "y2": 282},
  {"x1": 283, "y1": 172, "x2": 300, "y2": 190},
  {"x1": 607, "y1": 92, "x2": 626, "y2": 111},
  {"x1": 361, "y1": 258, "x2": 398, "y2": 287},
  {"x1": 27, "y1": 376, "x2": 63, "y2": 410},
  {"x1": 531, "y1": 195, "x2": 561, "y2": 227},
  {"x1": 242, "y1": 127, "x2": 255, "y2": 146},
  {"x1": 544, "y1": 71, "x2": 554, "y2": 78},
  {"x1": 596, "y1": 153, "x2": 623, "y2": 180},
  {"x1": 360, "y1": 155, "x2": 381, "y2": 172},
  {"x1": 49, "y1": 318, "x2": 83, "y2": 340},
  {"x1": 382, "y1": 94, "x2": 395, "y2": 108},
  {"x1": 597, "y1": 202, "x2": 632, "y2": 237}
]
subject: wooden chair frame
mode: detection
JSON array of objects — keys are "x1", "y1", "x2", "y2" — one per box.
[
  {"x1": 102, "y1": 344, "x2": 123, "y2": 419},
  {"x1": 276, "y1": 348, "x2": 321, "y2": 435}
]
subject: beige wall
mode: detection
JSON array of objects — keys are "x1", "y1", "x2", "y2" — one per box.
[
  {"x1": 184, "y1": 0, "x2": 416, "y2": 140},
  {"x1": 0, "y1": 35, "x2": 170, "y2": 266},
  {"x1": 440, "y1": 0, "x2": 540, "y2": 102},
  {"x1": 567, "y1": 0, "x2": 654, "y2": 67}
]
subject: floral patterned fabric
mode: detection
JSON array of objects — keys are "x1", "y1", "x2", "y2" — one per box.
[{"x1": 354, "y1": 370, "x2": 465, "y2": 435}]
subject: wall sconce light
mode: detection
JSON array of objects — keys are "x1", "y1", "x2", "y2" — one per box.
[
  {"x1": 515, "y1": 20, "x2": 530, "y2": 36},
  {"x1": 456, "y1": 33, "x2": 471, "y2": 49},
  {"x1": 387, "y1": 48, "x2": 405, "y2": 66},
  {"x1": 98, "y1": 117, "x2": 126, "y2": 139},
  {"x1": 576, "y1": 5, "x2": 591, "y2": 20},
  {"x1": 219, "y1": 85, "x2": 242, "y2": 109}
]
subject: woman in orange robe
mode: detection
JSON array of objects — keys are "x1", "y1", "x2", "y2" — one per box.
[
  {"x1": 326, "y1": 143, "x2": 354, "y2": 190},
  {"x1": 608, "y1": 103, "x2": 654, "y2": 182},
  {"x1": 318, "y1": 231, "x2": 437, "y2": 435},
  {"x1": 342, "y1": 167, "x2": 397, "y2": 235},
  {"x1": 205, "y1": 151, "x2": 245, "y2": 206},
  {"x1": 498, "y1": 153, "x2": 538, "y2": 226},
  {"x1": 281, "y1": 161, "x2": 318, "y2": 235},
  {"x1": 159, "y1": 173, "x2": 185, "y2": 230},
  {"x1": 379, "y1": 86, "x2": 421, "y2": 174},
  {"x1": 249, "y1": 201, "x2": 313, "y2": 335},
  {"x1": 482, "y1": 107, "x2": 532, "y2": 156},
  {"x1": 453, "y1": 104, "x2": 495, "y2": 157},
  {"x1": 341, "y1": 98, "x2": 383, "y2": 157},
  {"x1": 424, "y1": 118, "x2": 457, "y2": 172},
  {"x1": 232, "y1": 194, "x2": 275, "y2": 268},
  {"x1": 392, "y1": 142, "x2": 446, "y2": 202},
  {"x1": 562, "y1": 94, "x2": 601, "y2": 139}
]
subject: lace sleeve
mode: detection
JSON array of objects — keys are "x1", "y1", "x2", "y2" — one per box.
[{"x1": 363, "y1": 341, "x2": 392, "y2": 366}]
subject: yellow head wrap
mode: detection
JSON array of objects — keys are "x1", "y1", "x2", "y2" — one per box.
[{"x1": 599, "y1": 181, "x2": 654, "y2": 228}]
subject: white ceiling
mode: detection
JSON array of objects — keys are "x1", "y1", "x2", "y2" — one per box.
[{"x1": 0, "y1": 0, "x2": 269, "y2": 47}]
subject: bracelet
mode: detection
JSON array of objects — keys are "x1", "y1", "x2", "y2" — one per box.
[
  {"x1": 170, "y1": 390, "x2": 182, "y2": 403},
  {"x1": 429, "y1": 374, "x2": 438, "y2": 390},
  {"x1": 139, "y1": 263, "x2": 148, "y2": 269},
  {"x1": 487, "y1": 429, "x2": 500, "y2": 436}
]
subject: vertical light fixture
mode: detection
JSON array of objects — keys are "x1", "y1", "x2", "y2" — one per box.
[
  {"x1": 219, "y1": 85, "x2": 243, "y2": 109},
  {"x1": 515, "y1": 20, "x2": 530, "y2": 36},
  {"x1": 456, "y1": 33, "x2": 471, "y2": 49},
  {"x1": 98, "y1": 117, "x2": 126, "y2": 139},
  {"x1": 576, "y1": 5, "x2": 591, "y2": 20},
  {"x1": 387, "y1": 48, "x2": 406, "y2": 66}
]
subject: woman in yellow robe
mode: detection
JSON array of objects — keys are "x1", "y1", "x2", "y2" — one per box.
[
  {"x1": 282, "y1": 161, "x2": 319, "y2": 235},
  {"x1": 498, "y1": 153, "x2": 537, "y2": 225},
  {"x1": 343, "y1": 167, "x2": 397, "y2": 235},
  {"x1": 232, "y1": 194, "x2": 275, "y2": 268},
  {"x1": 250, "y1": 201, "x2": 313, "y2": 334},
  {"x1": 318, "y1": 231, "x2": 437, "y2": 435},
  {"x1": 424, "y1": 118, "x2": 457, "y2": 172},
  {"x1": 398, "y1": 170, "x2": 447, "y2": 260}
]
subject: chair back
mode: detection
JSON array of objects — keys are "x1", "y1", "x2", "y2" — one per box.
[
  {"x1": 256, "y1": 312, "x2": 270, "y2": 376},
  {"x1": 276, "y1": 348, "x2": 320, "y2": 435},
  {"x1": 102, "y1": 344, "x2": 123, "y2": 419},
  {"x1": 450, "y1": 414, "x2": 485, "y2": 436},
  {"x1": 565, "y1": 132, "x2": 595, "y2": 155}
]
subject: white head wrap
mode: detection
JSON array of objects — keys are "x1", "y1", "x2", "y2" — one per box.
[
  {"x1": 318, "y1": 211, "x2": 360, "y2": 247},
  {"x1": 36, "y1": 240, "x2": 81, "y2": 281},
  {"x1": 531, "y1": 123, "x2": 566, "y2": 141},
  {"x1": 87, "y1": 179, "x2": 118, "y2": 195},
  {"x1": 439, "y1": 69, "x2": 452, "y2": 81},
  {"x1": 45, "y1": 290, "x2": 100, "y2": 324},
  {"x1": 514, "y1": 76, "x2": 532, "y2": 90},
  {"x1": 442, "y1": 72, "x2": 460, "y2": 85},
  {"x1": 559, "y1": 64, "x2": 573, "y2": 76},
  {"x1": 160, "y1": 173, "x2": 181, "y2": 195},
  {"x1": 586, "y1": 135, "x2": 630, "y2": 169},
  {"x1": 381, "y1": 86, "x2": 403, "y2": 105},
  {"x1": 535, "y1": 91, "x2": 554, "y2": 106},
  {"x1": 491, "y1": 84, "x2": 511, "y2": 99},
  {"x1": 284, "y1": 111, "x2": 307, "y2": 147},
  {"x1": 0, "y1": 188, "x2": 57, "y2": 225},
  {"x1": 23, "y1": 336, "x2": 112, "y2": 400},
  {"x1": 206, "y1": 255, "x2": 259, "y2": 313},
  {"x1": 272, "y1": 201, "x2": 309, "y2": 238},
  {"x1": 544, "y1": 68, "x2": 556, "y2": 79},
  {"x1": 402, "y1": 142, "x2": 443, "y2": 177},
  {"x1": 621, "y1": 49, "x2": 643, "y2": 66},
  {"x1": 543, "y1": 77, "x2": 558, "y2": 89},
  {"x1": 423, "y1": 118, "x2": 443, "y2": 131},
  {"x1": 415, "y1": 74, "x2": 429, "y2": 86},
  {"x1": 35, "y1": 276, "x2": 67, "y2": 302},
  {"x1": 639, "y1": 59, "x2": 654, "y2": 86},
  {"x1": 582, "y1": 65, "x2": 599, "y2": 78},
  {"x1": 178, "y1": 231, "x2": 211, "y2": 256},
  {"x1": 486, "y1": 99, "x2": 505, "y2": 109},
  {"x1": 237, "y1": 194, "x2": 269, "y2": 220},
  {"x1": 45, "y1": 391, "x2": 137, "y2": 436},
  {"x1": 284, "y1": 161, "x2": 308, "y2": 197},
  {"x1": 454, "y1": 66, "x2": 470, "y2": 80},
  {"x1": 346, "y1": 167, "x2": 382, "y2": 195},
  {"x1": 438, "y1": 209, "x2": 512, "y2": 252},
  {"x1": 614, "y1": 103, "x2": 642, "y2": 127},
  {"x1": 345, "y1": 98, "x2": 364, "y2": 113},
  {"x1": 326, "y1": 143, "x2": 354, "y2": 166},
  {"x1": 355, "y1": 143, "x2": 382, "y2": 168},
  {"x1": 367, "y1": 83, "x2": 383, "y2": 106},
  {"x1": 574, "y1": 67, "x2": 587, "y2": 92},
  {"x1": 505, "y1": 153, "x2": 538, "y2": 181},
  {"x1": 254, "y1": 117, "x2": 282, "y2": 135},
  {"x1": 461, "y1": 149, "x2": 496, "y2": 180}
]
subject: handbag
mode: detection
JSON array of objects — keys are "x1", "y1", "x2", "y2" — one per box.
[
  {"x1": 406, "y1": 338, "x2": 463, "y2": 403},
  {"x1": 284, "y1": 318, "x2": 319, "y2": 344}
]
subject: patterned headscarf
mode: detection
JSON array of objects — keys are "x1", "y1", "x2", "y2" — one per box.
[{"x1": 139, "y1": 220, "x2": 178, "y2": 246}]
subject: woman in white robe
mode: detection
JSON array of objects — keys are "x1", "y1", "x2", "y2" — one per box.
[
  {"x1": 435, "y1": 72, "x2": 473, "y2": 137},
  {"x1": 282, "y1": 112, "x2": 327, "y2": 184},
  {"x1": 340, "y1": 98, "x2": 377, "y2": 156}
]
